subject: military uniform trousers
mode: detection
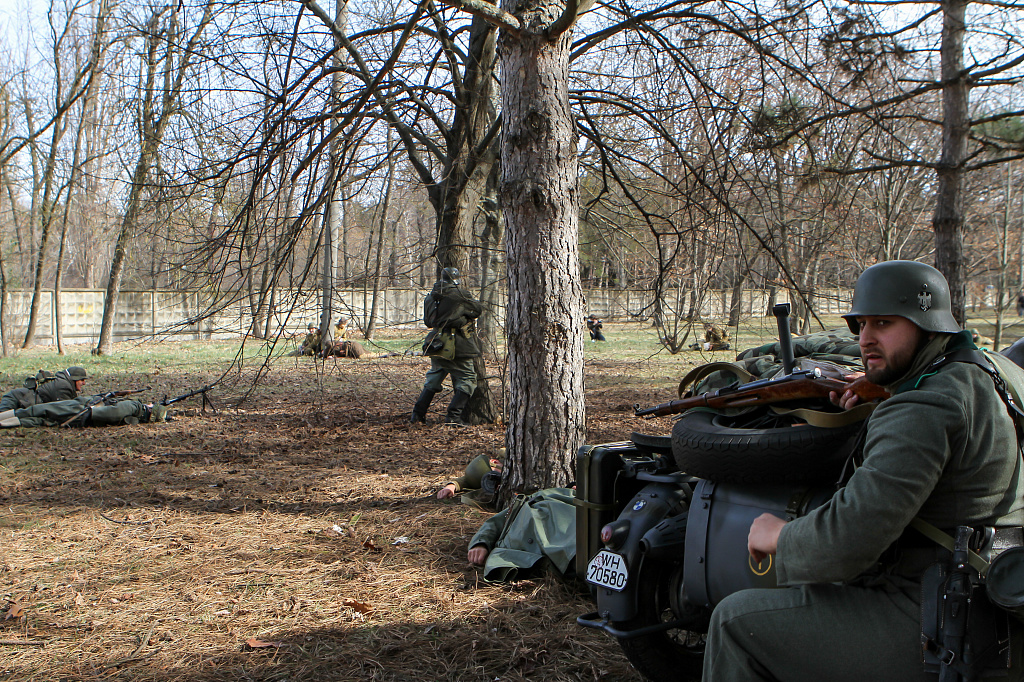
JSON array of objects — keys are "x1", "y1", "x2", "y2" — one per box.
[
  {"x1": 12, "y1": 399, "x2": 150, "y2": 428},
  {"x1": 704, "y1": 582, "x2": 934, "y2": 682},
  {"x1": 423, "y1": 356, "x2": 477, "y2": 395}
]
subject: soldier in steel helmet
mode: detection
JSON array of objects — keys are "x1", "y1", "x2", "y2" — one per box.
[
  {"x1": 0, "y1": 366, "x2": 88, "y2": 412},
  {"x1": 410, "y1": 267, "x2": 484, "y2": 426},
  {"x1": 704, "y1": 261, "x2": 1024, "y2": 681}
]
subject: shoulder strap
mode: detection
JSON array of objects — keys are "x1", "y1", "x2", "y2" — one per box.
[{"x1": 929, "y1": 348, "x2": 1024, "y2": 439}]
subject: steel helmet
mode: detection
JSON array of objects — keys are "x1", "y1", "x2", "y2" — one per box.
[
  {"x1": 441, "y1": 267, "x2": 461, "y2": 285},
  {"x1": 842, "y1": 260, "x2": 960, "y2": 334}
]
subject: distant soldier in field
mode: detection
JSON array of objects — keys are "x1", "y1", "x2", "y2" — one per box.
[
  {"x1": 0, "y1": 366, "x2": 88, "y2": 412},
  {"x1": 703, "y1": 322, "x2": 731, "y2": 351},
  {"x1": 323, "y1": 317, "x2": 369, "y2": 359},
  {"x1": 586, "y1": 314, "x2": 606, "y2": 342},
  {"x1": 287, "y1": 323, "x2": 322, "y2": 357},
  {"x1": 0, "y1": 395, "x2": 171, "y2": 429}
]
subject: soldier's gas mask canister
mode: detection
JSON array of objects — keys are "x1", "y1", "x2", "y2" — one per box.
[{"x1": 987, "y1": 546, "x2": 1024, "y2": 621}]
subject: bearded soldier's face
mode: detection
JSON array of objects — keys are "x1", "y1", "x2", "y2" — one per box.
[{"x1": 855, "y1": 315, "x2": 928, "y2": 385}]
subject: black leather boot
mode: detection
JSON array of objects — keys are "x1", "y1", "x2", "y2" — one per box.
[
  {"x1": 410, "y1": 388, "x2": 437, "y2": 423},
  {"x1": 444, "y1": 390, "x2": 472, "y2": 425}
]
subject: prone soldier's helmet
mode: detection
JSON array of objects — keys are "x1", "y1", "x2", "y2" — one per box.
[
  {"x1": 66, "y1": 367, "x2": 87, "y2": 381},
  {"x1": 461, "y1": 454, "x2": 496, "y2": 489},
  {"x1": 441, "y1": 267, "x2": 461, "y2": 286},
  {"x1": 842, "y1": 260, "x2": 960, "y2": 334}
]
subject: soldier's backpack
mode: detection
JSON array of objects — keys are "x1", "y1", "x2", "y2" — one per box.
[
  {"x1": 680, "y1": 328, "x2": 864, "y2": 399},
  {"x1": 23, "y1": 369, "x2": 57, "y2": 391}
]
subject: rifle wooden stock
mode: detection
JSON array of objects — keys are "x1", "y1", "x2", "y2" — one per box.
[{"x1": 634, "y1": 374, "x2": 889, "y2": 419}]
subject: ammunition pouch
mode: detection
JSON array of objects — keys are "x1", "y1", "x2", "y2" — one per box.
[{"x1": 423, "y1": 328, "x2": 456, "y2": 360}]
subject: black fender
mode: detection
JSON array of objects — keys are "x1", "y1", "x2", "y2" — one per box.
[{"x1": 592, "y1": 482, "x2": 689, "y2": 624}]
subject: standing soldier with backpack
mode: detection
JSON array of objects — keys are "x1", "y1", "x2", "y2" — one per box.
[
  {"x1": 411, "y1": 267, "x2": 483, "y2": 426},
  {"x1": 0, "y1": 366, "x2": 87, "y2": 412}
]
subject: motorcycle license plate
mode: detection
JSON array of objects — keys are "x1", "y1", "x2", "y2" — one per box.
[{"x1": 586, "y1": 550, "x2": 629, "y2": 591}]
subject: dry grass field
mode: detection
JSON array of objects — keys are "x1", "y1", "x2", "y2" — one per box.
[
  {"x1": 0, "y1": 322, "x2": 712, "y2": 682},
  {"x1": 0, "y1": 314, "x2": 1017, "y2": 681}
]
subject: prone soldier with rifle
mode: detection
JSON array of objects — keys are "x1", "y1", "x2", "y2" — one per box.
[
  {"x1": 0, "y1": 366, "x2": 88, "y2": 412},
  {"x1": 693, "y1": 261, "x2": 1024, "y2": 682},
  {"x1": 0, "y1": 382, "x2": 219, "y2": 429}
]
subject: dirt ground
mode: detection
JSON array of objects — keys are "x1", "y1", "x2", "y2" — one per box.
[{"x1": 0, "y1": 347, "x2": 694, "y2": 682}]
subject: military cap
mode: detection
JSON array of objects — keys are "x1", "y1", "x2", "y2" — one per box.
[{"x1": 843, "y1": 260, "x2": 960, "y2": 334}]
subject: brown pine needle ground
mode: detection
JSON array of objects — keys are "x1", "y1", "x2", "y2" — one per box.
[{"x1": 1, "y1": 332, "x2": 697, "y2": 682}]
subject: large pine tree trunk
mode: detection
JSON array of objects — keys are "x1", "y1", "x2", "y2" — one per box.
[
  {"x1": 499, "y1": 9, "x2": 584, "y2": 498},
  {"x1": 932, "y1": 0, "x2": 969, "y2": 325}
]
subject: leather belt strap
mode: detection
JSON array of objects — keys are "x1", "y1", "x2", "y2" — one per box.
[{"x1": 909, "y1": 518, "x2": 990, "y2": 576}]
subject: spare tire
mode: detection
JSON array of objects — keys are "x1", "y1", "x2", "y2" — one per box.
[{"x1": 671, "y1": 409, "x2": 864, "y2": 484}]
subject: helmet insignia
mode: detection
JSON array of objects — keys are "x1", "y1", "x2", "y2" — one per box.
[{"x1": 918, "y1": 290, "x2": 932, "y2": 312}]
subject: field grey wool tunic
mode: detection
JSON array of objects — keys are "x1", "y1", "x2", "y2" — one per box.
[{"x1": 703, "y1": 331, "x2": 1024, "y2": 682}]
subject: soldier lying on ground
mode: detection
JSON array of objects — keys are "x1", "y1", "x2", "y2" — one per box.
[
  {"x1": 466, "y1": 487, "x2": 576, "y2": 581},
  {"x1": 0, "y1": 366, "x2": 88, "y2": 411},
  {"x1": 436, "y1": 450, "x2": 576, "y2": 581},
  {"x1": 0, "y1": 397, "x2": 171, "y2": 429},
  {"x1": 688, "y1": 322, "x2": 730, "y2": 351},
  {"x1": 320, "y1": 319, "x2": 369, "y2": 358},
  {"x1": 436, "y1": 451, "x2": 504, "y2": 507}
]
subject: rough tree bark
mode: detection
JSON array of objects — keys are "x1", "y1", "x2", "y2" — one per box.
[
  {"x1": 932, "y1": 0, "x2": 969, "y2": 325},
  {"x1": 499, "y1": 2, "x2": 585, "y2": 499}
]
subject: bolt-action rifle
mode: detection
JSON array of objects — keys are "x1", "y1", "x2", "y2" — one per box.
[
  {"x1": 634, "y1": 303, "x2": 889, "y2": 419},
  {"x1": 634, "y1": 369, "x2": 889, "y2": 418},
  {"x1": 60, "y1": 387, "x2": 150, "y2": 427},
  {"x1": 161, "y1": 382, "x2": 219, "y2": 413}
]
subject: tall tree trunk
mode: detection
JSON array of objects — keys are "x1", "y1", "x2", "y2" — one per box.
[
  {"x1": 0, "y1": 244, "x2": 7, "y2": 357},
  {"x1": 97, "y1": 153, "x2": 152, "y2": 353},
  {"x1": 500, "y1": 10, "x2": 584, "y2": 498},
  {"x1": 476, "y1": 165, "x2": 503, "y2": 348},
  {"x1": 366, "y1": 128, "x2": 394, "y2": 341},
  {"x1": 932, "y1": 0, "x2": 969, "y2": 325},
  {"x1": 319, "y1": 0, "x2": 351, "y2": 349},
  {"x1": 995, "y1": 164, "x2": 1012, "y2": 350},
  {"x1": 22, "y1": 120, "x2": 66, "y2": 348},
  {"x1": 95, "y1": 3, "x2": 213, "y2": 355}
]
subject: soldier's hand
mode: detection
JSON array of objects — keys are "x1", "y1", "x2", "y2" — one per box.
[
  {"x1": 748, "y1": 513, "x2": 786, "y2": 563},
  {"x1": 830, "y1": 372, "x2": 866, "y2": 411},
  {"x1": 437, "y1": 483, "x2": 457, "y2": 500},
  {"x1": 468, "y1": 546, "x2": 489, "y2": 565}
]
